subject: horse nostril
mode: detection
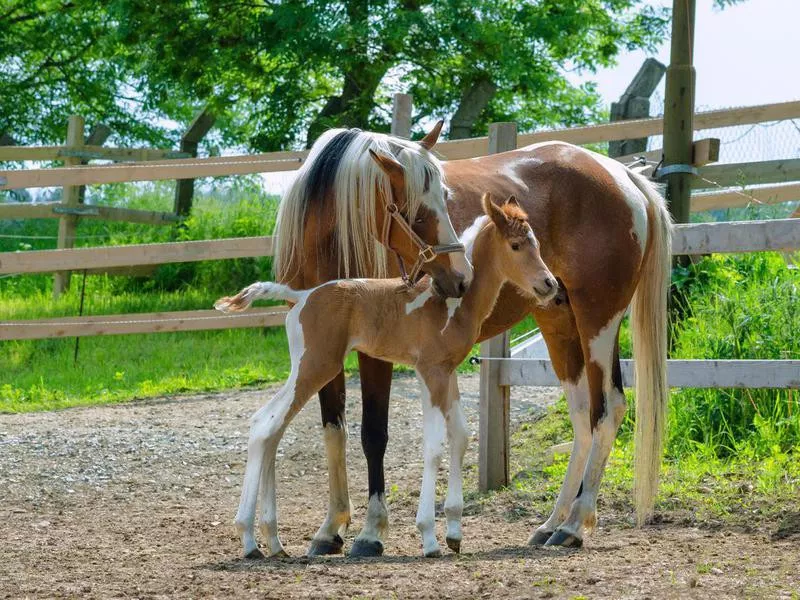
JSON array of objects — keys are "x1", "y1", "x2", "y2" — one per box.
[
  {"x1": 544, "y1": 278, "x2": 554, "y2": 289},
  {"x1": 458, "y1": 280, "x2": 466, "y2": 297}
]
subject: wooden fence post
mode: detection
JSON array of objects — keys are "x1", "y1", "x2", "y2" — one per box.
[
  {"x1": 479, "y1": 121, "x2": 517, "y2": 492},
  {"x1": 53, "y1": 115, "x2": 85, "y2": 298},
  {"x1": 608, "y1": 58, "x2": 666, "y2": 158},
  {"x1": 174, "y1": 108, "x2": 215, "y2": 217},
  {"x1": 663, "y1": 0, "x2": 696, "y2": 225},
  {"x1": 78, "y1": 124, "x2": 112, "y2": 204},
  {"x1": 391, "y1": 93, "x2": 412, "y2": 139}
]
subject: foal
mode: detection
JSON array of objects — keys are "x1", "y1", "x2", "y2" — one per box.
[{"x1": 216, "y1": 193, "x2": 558, "y2": 559}]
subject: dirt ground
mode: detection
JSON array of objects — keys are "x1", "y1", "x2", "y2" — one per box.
[{"x1": 1, "y1": 373, "x2": 798, "y2": 599}]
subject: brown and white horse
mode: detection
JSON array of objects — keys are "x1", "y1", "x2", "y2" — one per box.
[
  {"x1": 280, "y1": 134, "x2": 673, "y2": 554},
  {"x1": 217, "y1": 194, "x2": 558, "y2": 558}
]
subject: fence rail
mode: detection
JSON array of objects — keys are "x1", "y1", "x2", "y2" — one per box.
[
  {"x1": 0, "y1": 307, "x2": 288, "y2": 340},
  {"x1": 0, "y1": 235, "x2": 273, "y2": 275}
]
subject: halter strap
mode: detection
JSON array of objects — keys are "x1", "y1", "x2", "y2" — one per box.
[{"x1": 380, "y1": 200, "x2": 465, "y2": 287}]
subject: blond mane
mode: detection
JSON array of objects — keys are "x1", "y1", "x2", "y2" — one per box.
[{"x1": 273, "y1": 129, "x2": 447, "y2": 281}]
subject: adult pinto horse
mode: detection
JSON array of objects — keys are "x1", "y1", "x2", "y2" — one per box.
[
  {"x1": 282, "y1": 132, "x2": 672, "y2": 555},
  {"x1": 270, "y1": 123, "x2": 473, "y2": 556}
]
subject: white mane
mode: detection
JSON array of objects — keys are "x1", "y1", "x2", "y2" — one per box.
[{"x1": 273, "y1": 129, "x2": 447, "y2": 281}]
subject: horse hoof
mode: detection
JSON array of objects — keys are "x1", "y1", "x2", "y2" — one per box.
[
  {"x1": 270, "y1": 548, "x2": 290, "y2": 558},
  {"x1": 445, "y1": 537, "x2": 461, "y2": 554},
  {"x1": 528, "y1": 529, "x2": 554, "y2": 546},
  {"x1": 544, "y1": 529, "x2": 583, "y2": 548},
  {"x1": 307, "y1": 534, "x2": 344, "y2": 556},
  {"x1": 423, "y1": 548, "x2": 442, "y2": 558},
  {"x1": 244, "y1": 547, "x2": 266, "y2": 560},
  {"x1": 349, "y1": 538, "x2": 384, "y2": 558}
]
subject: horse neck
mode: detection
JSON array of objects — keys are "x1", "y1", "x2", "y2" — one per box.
[{"x1": 454, "y1": 231, "x2": 505, "y2": 337}]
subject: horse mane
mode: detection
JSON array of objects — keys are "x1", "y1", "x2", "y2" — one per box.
[{"x1": 273, "y1": 128, "x2": 446, "y2": 281}]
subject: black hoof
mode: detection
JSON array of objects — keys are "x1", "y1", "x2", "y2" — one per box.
[
  {"x1": 423, "y1": 548, "x2": 442, "y2": 558},
  {"x1": 528, "y1": 529, "x2": 554, "y2": 546},
  {"x1": 544, "y1": 529, "x2": 583, "y2": 548},
  {"x1": 349, "y1": 538, "x2": 384, "y2": 558},
  {"x1": 307, "y1": 534, "x2": 344, "y2": 556},
  {"x1": 271, "y1": 548, "x2": 290, "y2": 558},
  {"x1": 446, "y1": 537, "x2": 461, "y2": 554},
  {"x1": 244, "y1": 547, "x2": 266, "y2": 560}
]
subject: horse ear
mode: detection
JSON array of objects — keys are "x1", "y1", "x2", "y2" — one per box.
[
  {"x1": 419, "y1": 120, "x2": 444, "y2": 150},
  {"x1": 369, "y1": 149, "x2": 406, "y2": 189},
  {"x1": 504, "y1": 195, "x2": 520, "y2": 207},
  {"x1": 481, "y1": 192, "x2": 509, "y2": 232}
]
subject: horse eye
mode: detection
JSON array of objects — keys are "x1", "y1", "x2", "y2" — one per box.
[
  {"x1": 511, "y1": 242, "x2": 520, "y2": 251},
  {"x1": 415, "y1": 216, "x2": 425, "y2": 224}
]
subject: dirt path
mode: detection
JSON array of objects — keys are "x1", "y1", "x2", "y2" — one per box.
[{"x1": 1, "y1": 374, "x2": 798, "y2": 599}]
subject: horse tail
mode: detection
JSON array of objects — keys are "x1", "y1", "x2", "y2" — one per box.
[
  {"x1": 215, "y1": 282, "x2": 305, "y2": 313},
  {"x1": 626, "y1": 170, "x2": 673, "y2": 526}
]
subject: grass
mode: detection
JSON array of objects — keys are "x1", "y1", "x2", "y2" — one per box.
[
  {"x1": 0, "y1": 181, "x2": 536, "y2": 412},
  {"x1": 509, "y1": 396, "x2": 800, "y2": 533}
]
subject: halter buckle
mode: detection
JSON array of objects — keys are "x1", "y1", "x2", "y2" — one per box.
[{"x1": 419, "y1": 246, "x2": 436, "y2": 263}]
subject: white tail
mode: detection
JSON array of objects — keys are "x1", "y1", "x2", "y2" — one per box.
[
  {"x1": 214, "y1": 282, "x2": 305, "y2": 313},
  {"x1": 627, "y1": 171, "x2": 673, "y2": 526}
]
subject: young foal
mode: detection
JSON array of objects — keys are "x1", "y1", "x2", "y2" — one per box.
[{"x1": 216, "y1": 194, "x2": 558, "y2": 559}]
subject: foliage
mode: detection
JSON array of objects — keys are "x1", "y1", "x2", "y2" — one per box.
[{"x1": 1, "y1": 0, "x2": 669, "y2": 149}]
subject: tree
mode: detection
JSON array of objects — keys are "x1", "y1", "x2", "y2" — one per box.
[{"x1": 1, "y1": 0, "x2": 671, "y2": 150}]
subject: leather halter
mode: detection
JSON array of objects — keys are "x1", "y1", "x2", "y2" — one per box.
[{"x1": 380, "y1": 198, "x2": 465, "y2": 287}]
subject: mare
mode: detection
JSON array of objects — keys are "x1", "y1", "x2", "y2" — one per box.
[
  {"x1": 279, "y1": 136, "x2": 673, "y2": 554},
  {"x1": 217, "y1": 194, "x2": 558, "y2": 558},
  {"x1": 270, "y1": 123, "x2": 475, "y2": 556}
]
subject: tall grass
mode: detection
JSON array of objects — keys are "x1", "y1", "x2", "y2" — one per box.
[{"x1": 667, "y1": 252, "x2": 799, "y2": 458}]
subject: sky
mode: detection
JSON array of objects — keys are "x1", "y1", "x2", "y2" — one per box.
[{"x1": 591, "y1": 0, "x2": 800, "y2": 110}]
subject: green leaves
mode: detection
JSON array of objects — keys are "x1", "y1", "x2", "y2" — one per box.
[{"x1": 2, "y1": 0, "x2": 669, "y2": 150}]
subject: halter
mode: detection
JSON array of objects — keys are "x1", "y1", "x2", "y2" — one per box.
[{"x1": 380, "y1": 198, "x2": 465, "y2": 287}]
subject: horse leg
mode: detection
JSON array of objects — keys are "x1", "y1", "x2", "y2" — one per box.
[
  {"x1": 529, "y1": 363, "x2": 591, "y2": 544},
  {"x1": 235, "y1": 378, "x2": 296, "y2": 558},
  {"x1": 546, "y1": 303, "x2": 627, "y2": 548},
  {"x1": 415, "y1": 369, "x2": 449, "y2": 558},
  {"x1": 350, "y1": 353, "x2": 393, "y2": 558},
  {"x1": 307, "y1": 371, "x2": 352, "y2": 556},
  {"x1": 443, "y1": 372, "x2": 468, "y2": 554},
  {"x1": 523, "y1": 301, "x2": 592, "y2": 545}
]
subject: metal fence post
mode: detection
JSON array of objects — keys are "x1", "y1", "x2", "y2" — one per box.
[{"x1": 479, "y1": 121, "x2": 517, "y2": 492}]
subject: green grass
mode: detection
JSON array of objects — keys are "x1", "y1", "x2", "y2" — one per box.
[
  {"x1": 510, "y1": 397, "x2": 800, "y2": 532},
  {"x1": 1, "y1": 181, "x2": 539, "y2": 411}
]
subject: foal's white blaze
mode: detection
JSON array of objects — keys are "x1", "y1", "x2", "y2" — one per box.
[
  {"x1": 416, "y1": 370, "x2": 446, "y2": 557},
  {"x1": 536, "y1": 370, "x2": 591, "y2": 536}
]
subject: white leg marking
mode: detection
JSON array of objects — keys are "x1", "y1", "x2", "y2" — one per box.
[
  {"x1": 237, "y1": 380, "x2": 294, "y2": 557},
  {"x1": 557, "y1": 311, "x2": 626, "y2": 540},
  {"x1": 238, "y1": 302, "x2": 307, "y2": 557},
  {"x1": 355, "y1": 493, "x2": 389, "y2": 545},
  {"x1": 311, "y1": 423, "x2": 351, "y2": 547},
  {"x1": 444, "y1": 374, "x2": 468, "y2": 550},
  {"x1": 415, "y1": 371, "x2": 446, "y2": 557},
  {"x1": 535, "y1": 369, "x2": 591, "y2": 536}
]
